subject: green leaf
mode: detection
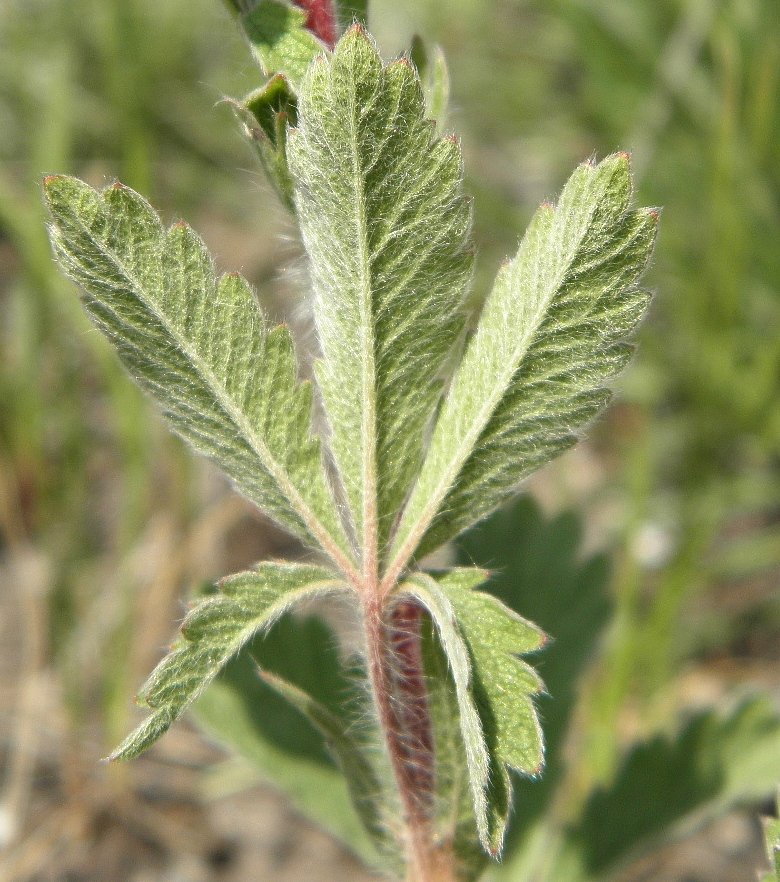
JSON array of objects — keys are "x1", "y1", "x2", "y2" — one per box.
[
  {"x1": 443, "y1": 571, "x2": 546, "y2": 855},
  {"x1": 401, "y1": 571, "x2": 491, "y2": 851},
  {"x1": 288, "y1": 26, "x2": 473, "y2": 552},
  {"x1": 390, "y1": 153, "x2": 657, "y2": 568},
  {"x1": 405, "y1": 569, "x2": 546, "y2": 855},
  {"x1": 109, "y1": 562, "x2": 343, "y2": 759},
  {"x1": 409, "y1": 36, "x2": 450, "y2": 131},
  {"x1": 455, "y1": 497, "x2": 612, "y2": 850},
  {"x1": 420, "y1": 614, "x2": 489, "y2": 882},
  {"x1": 193, "y1": 610, "x2": 384, "y2": 867},
  {"x1": 44, "y1": 176, "x2": 353, "y2": 568},
  {"x1": 259, "y1": 668, "x2": 401, "y2": 866},
  {"x1": 241, "y1": 0, "x2": 326, "y2": 89},
  {"x1": 573, "y1": 698, "x2": 780, "y2": 877},
  {"x1": 232, "y1": 74, "x2": 298, "y2": 209}
]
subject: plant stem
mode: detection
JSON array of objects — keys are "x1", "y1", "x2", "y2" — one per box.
[{"x1": 363, "y1": 594, "x2": 457, "y2": 882}]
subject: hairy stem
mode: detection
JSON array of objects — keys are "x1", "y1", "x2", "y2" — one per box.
[{"x1": 363, "y1": 595, "x2": 457, "y2": 882}]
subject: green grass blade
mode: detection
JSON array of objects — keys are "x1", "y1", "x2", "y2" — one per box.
[
  {"x1": 44, "y1": 175, "x2": 353, "y2": 567},
  {"x1": 109, "y1": 562, "x2": 343, "y2": 759},
  {"x1": 288, "y1": 27, "x2": 473, "y2": 553},
  {"x1": 390, "y1": 154, "x2": 657, "y2": 569}
]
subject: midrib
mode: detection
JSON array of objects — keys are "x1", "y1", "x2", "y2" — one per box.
[
  {"x1": 76, "y1": 215, "x2": 345, "y2": 564},
  {"x1": 346, "y1": 68, "x2": 379, "y2": 581},
  {"x1": 385, "y1": 220, "x2": 581, "y2": 583}
]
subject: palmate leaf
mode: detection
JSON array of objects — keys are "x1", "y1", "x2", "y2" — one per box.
[
  {"x1": 404, "y1": 569, "x2": 546, "y2": 855},
  {"x1": 571, "y1": 698, "x2": 780, "y2": 879},
  {"x1": 390, "y1": 154, "x2": 657, "y2": 568},
  {"x1": 43, "y1": 176, "x2": 353, "y2": 568},
  {"x1": 110, "y1": 562, "x2": 343, "y2": 760},
  {"x1": 288, "y1": 26, "x2": 473, "y2": 552}
]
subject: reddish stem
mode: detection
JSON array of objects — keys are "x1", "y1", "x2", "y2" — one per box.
[
  {"x1": 293, "y1": 0, "x2": 337, "y2": 48},
  {"x1": 386, "y1": 599, "x2": 436, "y2": 810},
  {"x1": 365, "y1": 593, "x2": 454, "y2": 881}
]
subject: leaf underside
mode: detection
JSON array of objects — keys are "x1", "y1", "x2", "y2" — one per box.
[
  {"x1": 259, "y1": 668, "x2": 402, "y2": 868},
  {"x1": 110, "y1": 562, "x2": 342, "y2": 760},
  {"x1": 406, "y1": 569, "x2": 546, "y2": 855},
  {"x1": 288, "y1": 27, "x2": 473, "y2": 550},
  {"x1": 392, "y1": 153, "x2": 657, "y2": 566},
  {"x1": 43, "y1": 175, "x2": 348, "y2": 558},
  {"x1": 420, "y1": 616, "x2": 489, "y2": 882}
]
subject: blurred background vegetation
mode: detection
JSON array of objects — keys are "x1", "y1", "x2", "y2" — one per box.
[{"x1": 1, "y1": 0, "x2": 779, "y2": 880}]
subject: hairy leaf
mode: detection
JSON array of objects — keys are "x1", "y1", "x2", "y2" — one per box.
[
  {"x1": 405, "y1": 569, "x2": 545, "y2": 855},
  {"x1": 444, "y1": 571, "x2": 546, "y2": 854},
  {"x1": 194, "y1": 611, "x2": 383, "y2": 866},
  {"x1": 391, "y1": 154, "x2": 657, "y2": 568},
  {"x1": 574, "y1": 698, "x2": 780, "y2": 877},
  {"x1": 420, "y1": 615, "x2": 489, "y2": 881},
  {"x1": 241, "y1": 0, "x2": 326, "y2": 88},
  {"x1": 288, "y1": 27, "x2": 473, "y2": 552},
  {"x1": 401, "y1": 572, "x2": 491, "y2": 851},
  {"x1": 44, "y1": 176, "x2": 352, "y2": 566},
  {"x1": 259, "y1": 668, "x2": 400, "y2": 865},
  {"x1": 110, "y1": 563, "x2": 343, "y2": 759},
  {"x1": 456, "y1": 497, "x2": 612, "y2": 851},
  {"x1": 233, "y1": 74, "x2": 299, "y2": 209}
]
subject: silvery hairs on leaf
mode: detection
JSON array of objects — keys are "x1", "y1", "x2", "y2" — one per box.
[
  {"x1": 288, "y1": 26, "x2": 473, "y2": 555},
  {"x1": 43, "y1": 175, "x2": 353, "y2": 570},
  {"x1": 110, "y1": 562, "x2": 344, "y2": 760},
  {"x1": 406, "y1": 570, "x2": 546, "y2": 854},
  {"x1": 389, "y1": 153, "x2": 657, "y2": 573}
]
